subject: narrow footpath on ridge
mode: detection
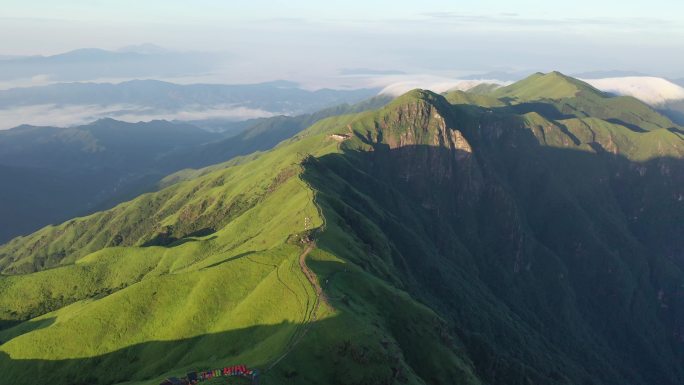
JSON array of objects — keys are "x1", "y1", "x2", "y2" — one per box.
[
  {"x1": 264, "y1": 241, "x2": 325, "y2": 373},
  {"x1": 299, "y1": 242, "x2": 328, "y2": 307},
  {"x1": 263, "y1": 165, "x2": 331, "y2": 374}
]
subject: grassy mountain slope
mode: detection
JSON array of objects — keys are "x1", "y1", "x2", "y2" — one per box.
[
  {"x1": 1, "y1": 74, "x2": 683, "y2": 385},
  {"x1": 491, "y1": 71, "x2": 600, "y2": 101},
  {"x1": 168, "y1": 95, "x2": 392, "y2": 170},
  {"x1": 0, "y1": 106, "x2": 475, "y2": 385},
  {"x1": 463, "y1": 83, "x2": 502, "y2": 95},
  {"x1": 443, "y1": 90, "x2": 505, "y2": 108},
  {"x1": 488, "y1": 71, "x2": 677, "y2": 131}
]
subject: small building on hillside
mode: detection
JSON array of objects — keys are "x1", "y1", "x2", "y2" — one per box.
[{"x1": 329, "y1": 133, "x2": 350, "y2": 141}]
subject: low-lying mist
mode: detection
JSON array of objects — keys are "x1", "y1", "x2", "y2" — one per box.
[{"x1": 0, "y1": 104, "x2": 275, "y2": 130}]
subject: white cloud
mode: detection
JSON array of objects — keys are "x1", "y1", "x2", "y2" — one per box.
[
  {"x1": 0, "y1": 104, "x2": 274, "y2": 130},
  {"x1": 370, "y1": 74, "x2": 507, "y2": 96},
  {"x1": 108, "y1": 105, "x2": 275, "y2": 122},
  {"x1": 583, "y1": 76, "x2": 684, "y2": 105},
  {"x1": 0, "y1": 75, "x2": 56, "y2": 90}
]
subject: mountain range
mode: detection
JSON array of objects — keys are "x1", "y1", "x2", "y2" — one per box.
[
  {"x1": 0, "y1": 72, "x2": 683, "y2": 385},
  {"x1": 0, "y1": 96, "x2": 391, "y2": 243},
  {"x1": 0, "y1": 80, "x2": 380, "y2": 129},
  {"x1": 0, "y1": 48, "x2": 223, "y2": 82},
  {"x1": 455, "y1": 74, "x2": 684, "y2": 126},
  {"x1": 0, "y1": 80, "x2": 378, "y2": 113},
  {"x1": 0, "y1": 119, "x2": 218, "y2": 243},
  {"x1": 460, "y1": 70, "x2": 652, "y2": 82}
]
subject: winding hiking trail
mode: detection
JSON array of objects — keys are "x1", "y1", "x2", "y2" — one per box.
[
  {"x1": 264, "y1": 239, "x2": 325, "y2": 372},
  {"x1": 263, "y1": 166, "x2": 331, "y2": 375},
  {"x1": 299, "y1": 242, "x2": 328, "y2": 307}
]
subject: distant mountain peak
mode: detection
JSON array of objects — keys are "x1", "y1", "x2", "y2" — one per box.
[
  {"x1": 388, "y1": 89, "x2": 451, "y2": 110},
  {"x1": 51, "y1": 48, "x2": 112, "y2": 58},
  {"x1": 339, "y1": 68, "x2": 407, "y2": 76},
  {"x1": 492, "y1": 71, "x2": 604, "y2": 101},
  {"x1": 393, "y1": 88, "x2": 438, "y2": 101},
  {"x1": 90, "y1": 117, "x2": 123, "y2": 125},
  {"x1": 257, "y1": 80, "x2": 300, "y2": 88},
  {"x1": 117, "y1": 43, "x2": 169, "y2": 55},
  {"x1": 459, "y1": 70, "x2": 531, "y2": 82}
]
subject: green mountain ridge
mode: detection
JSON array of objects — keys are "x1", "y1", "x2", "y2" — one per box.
[
  {"x1": 463, "y1": 71, "x2": 678, "y2": 132},
  {"x1": 1, "y1": 73, "x2": 683, "y2": 385},
  {"x1": 0, "y1": 96, "x2": 392, "y2": 244},
  {"x1": 490, "y1": 71, "x2": 604, "y2": 100}
]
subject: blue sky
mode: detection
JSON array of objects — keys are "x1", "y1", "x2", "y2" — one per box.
[{"x1": 2, "y1": 1, "x2": 683, "y2": 82}]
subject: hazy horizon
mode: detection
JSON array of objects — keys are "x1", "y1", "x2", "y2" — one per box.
[
  {"x1": 1, "y1": 1, "x2": 684, "y2": 129},
  {"x1": 2, "y1": 0, "x2": 683, "y2": 88}
]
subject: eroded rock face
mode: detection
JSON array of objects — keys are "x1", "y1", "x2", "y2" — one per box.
[
  {"x1": 379, "y1": 98, "x2": 472, "y2": 155},
  {"x1": 353, "y1": 96, "x2": 484, "y2": 217}
]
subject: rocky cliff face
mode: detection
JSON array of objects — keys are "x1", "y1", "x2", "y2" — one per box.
[{"x1": 344, "y1": 92, "x2": 483, "y2": 214}]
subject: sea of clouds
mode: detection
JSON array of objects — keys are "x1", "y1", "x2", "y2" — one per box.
[
  {"x1": 370, "y1": 73, "x2": 684, "y2": 106},
  {"x1": 0, "y1": 104, "x2": 273, "y2": 130},
  {"x1": 582, "y1": 77, "x2": 684, "y2": 105},
  {"x1": 2, "y1": 73, "x2": 684, "y2": 131}
]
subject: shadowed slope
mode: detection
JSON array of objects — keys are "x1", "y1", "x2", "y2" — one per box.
[{"x1": 300, "y1": 89, "x2": 684, "y2": 385}]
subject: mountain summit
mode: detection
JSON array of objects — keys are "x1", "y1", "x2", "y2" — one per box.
[{"x1": 492, "y1": 71, "x2": 606, "y2": 101}]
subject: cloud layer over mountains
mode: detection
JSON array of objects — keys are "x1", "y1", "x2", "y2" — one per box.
[
  {"x1": 0, "y1": 104, "x2": 275, "y2": 130},
  {"x1": 375, "y1": 75, "x2": 509, "y2": 97},
  {"x1": 0, "y1": 79, "x2": 378, "y2": 130},
  {"x1": 375, "y1": 74, "x2": 684, "y2": 106},
  {"x1": 583, "y1": 76, "x2": 684, "y2": 105},
  {"x1": 2, "y1": 70, "x2": 684, "y2": 131}
]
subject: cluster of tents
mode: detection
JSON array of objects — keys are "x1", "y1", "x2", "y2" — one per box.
[{"x1": 159, "y1": 365, "x2": 259, "y2": 385}]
